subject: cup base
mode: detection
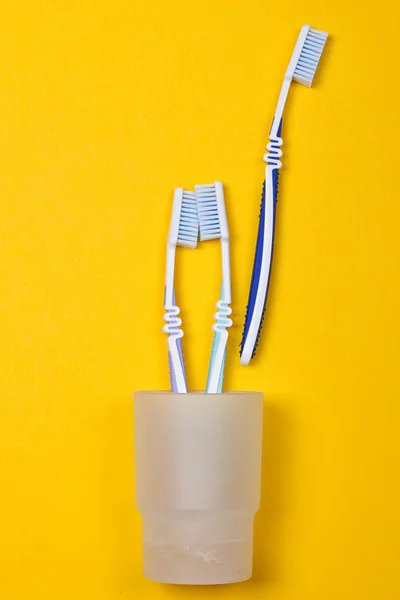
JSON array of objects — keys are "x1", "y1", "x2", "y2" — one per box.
[{"x1": 141, "y1": 510, "x2": 254, "y2": 585}]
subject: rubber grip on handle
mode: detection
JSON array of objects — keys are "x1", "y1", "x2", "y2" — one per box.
[{"x1": 240, "y1": 170, "x2": 279, "y2": 360}]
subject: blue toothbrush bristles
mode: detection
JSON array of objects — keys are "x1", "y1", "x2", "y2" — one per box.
[
  {"x1": 195, "y1": 184, "x2": 221, "y2": 241},
  {"x1": 177, "y1": 190, "x2": 198, "y2": 249},
  {"x1": 294, "y1": 28, "x2": 328, "y2": 88}
]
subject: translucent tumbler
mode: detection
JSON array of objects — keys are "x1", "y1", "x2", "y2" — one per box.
[{"x1": 134, "y1": 391, "x2": 263, "y2": 585}]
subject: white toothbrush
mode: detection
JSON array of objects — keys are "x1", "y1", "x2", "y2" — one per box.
[
  {"x1": 195, "y1": 182, "x2": 232, "y2": 393},
  {"x1": 163, "y1": 188, "x2": 198, "y2": 392},
  {"x1": 240, "y1": 25, "x2": 328, "y2": 365}
]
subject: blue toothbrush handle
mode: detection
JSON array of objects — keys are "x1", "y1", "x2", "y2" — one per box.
[{"x1": 240, "y1": 167, "x2": 280, "y2": 364}]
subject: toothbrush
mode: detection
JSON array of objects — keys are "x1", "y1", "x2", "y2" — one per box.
[
  {"x1": 195, "y1": 182, "x2": 232, "y2": 393},
  {"x1": 240, "y1": 25, "x2": 328, "y2": 365},
  {"x1": 163, "y1": 188, "x2": 198, "y2": 392}
]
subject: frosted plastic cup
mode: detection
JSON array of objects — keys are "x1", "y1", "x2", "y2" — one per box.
[{"x1": 134, "y1": 391, "x2": 263, "y2": 585}]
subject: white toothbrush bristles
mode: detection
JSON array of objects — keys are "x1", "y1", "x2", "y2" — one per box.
[
  {"x1": 195, "y1": 184, "x2": 221, "y2": 241},
  {"x1": 293, "y1": 27, "x2": 328, "y2": 88},
  {"x1": 177, "y1": 190, "x2": 198, "y2": 249}
]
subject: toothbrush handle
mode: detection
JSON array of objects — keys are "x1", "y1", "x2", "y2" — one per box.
[
  {"x1": 163, "y1": 289, "x2": 188, "y2": 393},
  {"x1": 206, "y1": 290, "x2": 232, "y2": 393},
  {"x1": 167, "y1": 337, "x2": 187, "y2": 393},
  {"x1": 240, "y1": 165, "x2": 280, "y2": 365},
  {"x1": 206, "y1": 329, "x2": 228, "y2": 394}
]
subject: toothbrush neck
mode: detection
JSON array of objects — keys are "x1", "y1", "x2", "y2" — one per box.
[{"x1": 271, "y1": 77, "x2": 291, "y2": 137}]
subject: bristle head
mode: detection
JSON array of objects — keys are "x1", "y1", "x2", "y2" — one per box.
[
  {"x1": 195, "y1": 183, "x2": 221, "y2": 241},
  {"x1": 294, "y1": 27, "x2": 328, "y2": 87},
  {"x1": 177, "y1": 190, "x2": 198, "y2": 248}
]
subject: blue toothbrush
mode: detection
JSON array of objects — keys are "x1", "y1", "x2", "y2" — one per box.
[{"x1": 240, "y1": 25, "x2": 328, "y2": 365}]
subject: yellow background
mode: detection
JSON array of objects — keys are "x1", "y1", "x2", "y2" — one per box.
[{"x1": 1, "y1": 1, "x2": 399, "y2": 599}]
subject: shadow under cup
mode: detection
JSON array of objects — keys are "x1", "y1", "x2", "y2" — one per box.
[{"x1": 134, "y1": 391, "x2": 263, "y2": 585}]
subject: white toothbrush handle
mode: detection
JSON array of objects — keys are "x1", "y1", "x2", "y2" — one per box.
[
  {"x1": 167, "y1": 326, "x2": 187, "y2": 393},
  {"x1": 206, "y1": 329, "x2": 228, "y2": 394},
  {"x1": 164, "y1": 229, "x2": 188, "y2": 393},
  {"x1": 206, "y1": 280, "x2": 232, "y2": 394},
  {"x1": 164, "y1": 293, "x2": 188, "y2": 393},
  {"x1": 205, "y1": 189, "x2": 232, "y2": 393}
]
